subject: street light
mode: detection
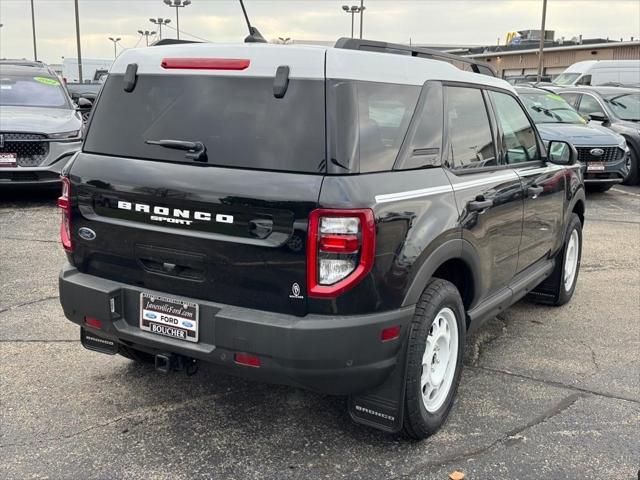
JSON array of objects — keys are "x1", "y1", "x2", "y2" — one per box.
[
  {"x1": 341, "y1": 5, "x2": 362, "y2": 39},
  {"x1": 149, "y1": 17, "x2": 171, "y2": 40},
  {"x1": 137, "y1": 30, "x2": 157, "y2": 47},
  {"x1": 108, "y1": 37, "x2": 121, "y2": 59},
  {"x1": 278, "y1": 37, "x2": 291, "y2": 45},
  {"x1": 30, "y1": 0, "x2": 37, "y2": 61},
  {"x1": 163, "y1": 0, "x2": 191, "y2": 40},
  {"x1": 358, "y1": 1, "x2": 366, "y2": 39}
]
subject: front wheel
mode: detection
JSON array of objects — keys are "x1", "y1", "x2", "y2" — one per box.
[
  {"x1": 402, "y1": 279, "x2": 465, "y2": 440},
  {"x1": 622, "y1": 147, "x2": 639, "y2": 185}
]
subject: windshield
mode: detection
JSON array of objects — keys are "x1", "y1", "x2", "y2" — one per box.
[
  {"x1": 84, "y1": 74, "x2": 326, "y2": 173},
  {"x1": 603, "y1": 93, "x2": 640, "y2": 121},
  {"x1": 0, "y1": 75, "x2": 69, "y2": 108},
  {"x1": 553, "y1": 73, "x2": 580, "y2": 86},
  {"x1": 520, "y1": 92, "x2": 587, "y2": 124}
]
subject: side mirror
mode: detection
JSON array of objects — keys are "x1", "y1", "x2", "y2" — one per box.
[
  {"x1": 77, "y1": 97, "x2": 93, "y2": 109},
  {"x1": 547, "y1": 140, "x2": 577, "y2": 165},
  {"x1": 588, "y1": 112, "x2": 608, "y2": 123}
]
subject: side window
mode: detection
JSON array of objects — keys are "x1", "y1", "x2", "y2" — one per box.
[
  {"x1": 489, "y1": 91, "x2": 539, "y2": 164},
  {"x1": 445, "y1": 86, "x2": 496, "y2": 169},
  {"x1": 576, "y1": 74, "x2": 592, "y2": 86},
  {"x1": 577, "y1": 94, "x2": 603, "y2": 116},
  {"x1": 357, "y1": 82, "x2": 421, "y2": 173},
  {"x1": 559, "y1": 92, "x2": 578, "y2": 107},
  {"x1": 395, "y1": 82, "x2": 443, "y2": 170}
]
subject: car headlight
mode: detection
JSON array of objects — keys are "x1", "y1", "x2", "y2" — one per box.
[
  {"x1": 48, "y1": 130, "x2": 81, "y2": 140},
  {"x1": 617, "y1": 138, "x2": 629, "y2": 151}
]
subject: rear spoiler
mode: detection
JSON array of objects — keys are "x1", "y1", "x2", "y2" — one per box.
[
  {"x1": 334, "y1": 38, "x2": 497, "y2": 77},
  {"x1": 150, "y1": 39, "x2": 202, "y2": 47}
]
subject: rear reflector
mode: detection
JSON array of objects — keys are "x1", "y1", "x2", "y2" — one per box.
[
  {"x1": 84, "y1": 316, "x2": 103, "y2": 330},
  {"x1": 234, "y1": 352, "x2": 261, "y2": 367},
  {"x1": 381, "y1": 325, "x2": 401, "y2": 342},
  {"x1": 161, "y1": 58, "x2": 250, "y2": 71},
  {"x1": 58, "y1": 176, "x2": 73, "y2": 252}
]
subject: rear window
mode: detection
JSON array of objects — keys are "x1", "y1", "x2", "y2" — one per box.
[
  {"x1": 84, "y1": 74, "x2": 326, "y2": 173},
  {"x1": 0, "y1": 75, "x2": 69, "y2": 108}
]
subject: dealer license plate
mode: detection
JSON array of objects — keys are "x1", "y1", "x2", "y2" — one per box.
[
  {"x1": 0, "y1": 153, "x2": 17, "y2": 167},
  {"x1": 587, "y1": 162, "x2": 605, "y2": 172},
  {"x1": 140, "y1": 293, "x2": 199, "y2": 343}
]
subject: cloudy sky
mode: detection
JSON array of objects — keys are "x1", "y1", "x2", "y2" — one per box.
[{"x1": 0, "y1": 0, "x2": 638, "y2": 63}]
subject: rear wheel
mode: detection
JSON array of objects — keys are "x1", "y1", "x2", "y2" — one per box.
[{"x1": 402, "y1": 279, "x2": 465, "y2": 440}]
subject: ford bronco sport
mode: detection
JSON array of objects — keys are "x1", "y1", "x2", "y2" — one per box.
[{"x1": 58, "y1": 39, "x2": 585, "y2": 439}]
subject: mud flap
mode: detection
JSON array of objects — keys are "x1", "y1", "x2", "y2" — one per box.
[
  {"x1": 348, "y1": 335, "x2": 410, "y2": 433},
  {"x1": 81, "y1": 327, "x2": 118, "y2": 355}
]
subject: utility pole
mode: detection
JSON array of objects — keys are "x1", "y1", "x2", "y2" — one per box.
[
  {"x1": 150, "y1": 18, "x2": 171, "y2": 40},
  {"x1": 30, "y1": 0, "x2": 37, "y2": 61},
  {"x1": 74, "y1": 0, "x2": 83, "y2": 83},
  {"x1": 536, "y1": 0, "x2": 548, "y2": 84},
  {"x1": 164, "y1": 0, "x2": 191, "y2": 40},
  {"x1": 108, "y1": 37, "x2": 121, "y2": 59}
]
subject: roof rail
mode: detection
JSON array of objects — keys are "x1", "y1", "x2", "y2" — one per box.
[
  {"x1": 334, "y1": 38, "x2": 497, "y2": 77},
  {"x1": 0, "y1": 59, "x2": 46, "y2": 67}
]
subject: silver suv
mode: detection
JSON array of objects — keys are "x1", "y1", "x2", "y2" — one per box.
[{"x1": 0, "y1": 61, "x2": 83, "y2": 186}]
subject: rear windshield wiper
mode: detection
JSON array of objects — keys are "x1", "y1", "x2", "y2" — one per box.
[{"x1": 145, "y1": 139, "x2": 208, "y2": 162}]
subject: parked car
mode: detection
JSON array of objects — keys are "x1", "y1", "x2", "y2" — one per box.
[
  {"x1": 58, "y1": 40, "x2": 585, "y2": 440},
  {"x1": 517, "y1": 86, "x2": 630, "y2": 191},
  {"x1": 553, "y1": 60, "x2": 640, "y2": 87},
  {"x1": 557, "y1": 86, "x2": 640, "y2": 185},
  {"x1": 0, "y1": 61, "x2": 83, "y2": 187},
  {"x1": 506, "y1": 74, "x2": 552, "y2": 85}
]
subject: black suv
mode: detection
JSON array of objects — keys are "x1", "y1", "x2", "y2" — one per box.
[{"x1": 58, "y1": 40, "x2": 585, "y2": 440}]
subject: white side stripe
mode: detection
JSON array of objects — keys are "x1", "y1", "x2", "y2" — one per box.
[{"x1": 375, "y1": 173, "x2": 519, "y2": 204}]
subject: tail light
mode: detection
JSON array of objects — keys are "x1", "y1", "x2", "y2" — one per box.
[
  {"x1": 58, "y1": 176, "x2": 73, "y2": 252},
  {"x1": 307, "y1": 209, "x2": 375, "y2": 298}
]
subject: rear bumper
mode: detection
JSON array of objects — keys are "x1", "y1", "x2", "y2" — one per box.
[{"x1": 59, "y1": 264, "x2": 414, "y2": 395}]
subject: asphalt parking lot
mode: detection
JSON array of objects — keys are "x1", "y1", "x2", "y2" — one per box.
[{"x1": 1, "y1": 186, "x2": 638, "y2": 480}]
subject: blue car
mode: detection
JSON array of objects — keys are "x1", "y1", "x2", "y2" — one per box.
[{"x1": 517, "y1": 86, "x2": 629, "y2": 192}]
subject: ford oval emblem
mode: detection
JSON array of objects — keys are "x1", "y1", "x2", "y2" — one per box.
[
  {"x1": 590, "y1": 148, "x2": 604, "y2": 157},
  {"x1": 182, "y1": 321, "x2": 194, "y2": 328},
  {"x1": 78, "y1": 227, "x2": 96, "y2": 241}
]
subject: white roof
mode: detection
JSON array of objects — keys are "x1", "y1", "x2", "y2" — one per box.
[{"x1": 111, "y1": 42, "x2": 514, "y2": 92}]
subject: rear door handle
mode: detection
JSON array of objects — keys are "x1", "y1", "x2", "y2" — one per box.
[
  {"x1": 527, "y1": 186, "x2": 544, "y2": 197},
  {"x1": 468, "y1": 197, "x2": 494, "y2": 212}
]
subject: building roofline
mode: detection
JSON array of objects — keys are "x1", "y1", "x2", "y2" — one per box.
[{"x1": 465, "y1": 40, "x2": 640, "y2": 58}]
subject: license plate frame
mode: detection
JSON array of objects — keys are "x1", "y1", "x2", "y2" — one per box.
[
  {"x1": 587, "y1": 162, "x2": 605, "y2": 172},
  {"x1": 140, "y1": 293, "x2": 199, "y2": 343},
  {"x1": 0, "y1": 153, "x2": 17, "y2": 168}
]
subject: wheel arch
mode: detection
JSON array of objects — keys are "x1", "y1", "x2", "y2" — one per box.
[{"x1": 401, "y1": 239, "x2": 482, "y2": 327}]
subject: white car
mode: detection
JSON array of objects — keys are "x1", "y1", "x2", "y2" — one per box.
[{"x1": 0, "y1": 61, "x2": 84, "y2": 187}]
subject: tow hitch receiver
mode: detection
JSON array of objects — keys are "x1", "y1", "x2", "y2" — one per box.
[{"x1": 155, "y1": 353, "x2": 198, "y2": 375}]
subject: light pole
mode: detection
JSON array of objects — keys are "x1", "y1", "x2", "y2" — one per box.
[
  {"x1": 137, "y1": 30, "x2": 156, "y2": 47},
  {"x1": 341, "y1": 5, "x2": 361, "y2": 38},
  {"x1": 108, "y1": 37, "x2": 121, "y2": 58},
  {"x1": 278, "y1": 37, "x2": 291, "y2": 45},
  {"x1": 163, "y1": 0, "x2": 191, "y2": 40},
  {"x1": 30, "y1": 0, "x2": 37, "y2": 61},
  {"x1": 536, "y1": 0, "x2": 548, "y2": 84},
  {"x1": 149, "y1": 17, "x2": 171, "y2": 40},
  {"x1": 74, "y1": 0, "x2": 83, "y2": 83},
  {"x1": 359, "y1": 0, "x2": 366, "y2": 39}
]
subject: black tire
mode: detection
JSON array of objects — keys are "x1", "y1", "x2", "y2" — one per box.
[
  {"x1": 402, "y1": 279, "x2": 466, "y2": 440},
  {"x1": 530, "y1": 213, "x2": 582, "y2": 306},
  {"x1": 586, "y1": 184, "x2": 612, "y2": 193},
  {"x1": 622, "y1": 146, "x2": 639, "y2": 186},
  {"x1": 118, "y1": 345, "x2": 155, "y2": 364}
]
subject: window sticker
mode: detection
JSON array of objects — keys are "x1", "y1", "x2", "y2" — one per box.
[{"x1": 33, "y1": 76, "x2": 61, "y2": 86}]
